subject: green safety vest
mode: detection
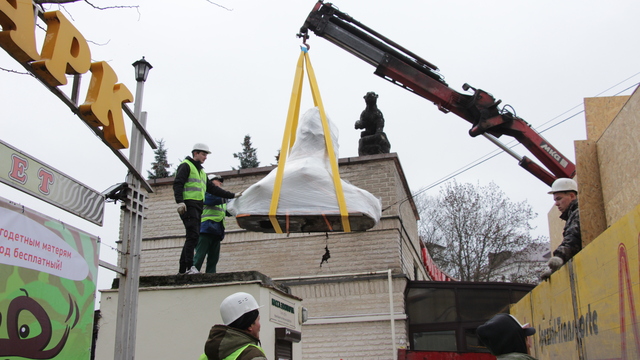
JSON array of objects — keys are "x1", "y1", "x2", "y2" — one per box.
[
  {"x1": 202, "y1": 202, "x2": 227, "y2": 227},
  {"x1": 198, "y1": 344, "x2": 263, "y2": 360},
  {"x1": 181, "y1": 159, "x2": 207, "y2": 201}
]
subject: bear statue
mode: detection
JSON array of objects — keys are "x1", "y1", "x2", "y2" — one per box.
[{"x1": 355, "y1": 91, "x2": 391, "y2": 156}]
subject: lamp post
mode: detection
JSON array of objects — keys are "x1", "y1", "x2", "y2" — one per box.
[
  {"x1": 130, "y1": 57, "x2": 153, "y2": 170},
  {"x1": 114, "y1": 57, "x2": 152, "y2": 360},
  {"x1": 133, "y1": 56, "x2": 153, "y2": 82}
]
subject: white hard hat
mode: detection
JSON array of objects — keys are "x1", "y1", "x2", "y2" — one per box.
[
  {"x1": 220, "y1": 292, "x2": 260, "y2": 325},
  {"x1": 548, "y1": 178, "x2": 578, "y2": 194},
  {"x1": 192, "y1": 143, "x2": 211, "y2": 154},
  {"x1": 208, "y1": 174, "x2": 223, "y2": 182}
]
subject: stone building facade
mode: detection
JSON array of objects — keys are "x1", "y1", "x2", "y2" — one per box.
[{"x1": 139, "y1": 153, "x2": 429, "y2": 359}]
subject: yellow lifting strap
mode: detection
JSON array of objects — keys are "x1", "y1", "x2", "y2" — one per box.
[{"x1": 268, "y1": 48, "x2": 351, "y2": 233}]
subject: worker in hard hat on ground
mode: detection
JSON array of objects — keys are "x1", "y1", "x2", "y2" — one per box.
[
  {"x1": 200, "y1": 292, "x2": 266, "y2": 360},
  {"x1": 476, "y1": 313, "x2": 537, "y2": 359},
  {"x1": 174, "y1": 143, "x2": 241, "y2": 275},
  {"x1": 540, "y1": 178, "x2": 581, "y2": 280},
  {"x1": 194, "y1": 174, "x2": 230, "y2": 273}
]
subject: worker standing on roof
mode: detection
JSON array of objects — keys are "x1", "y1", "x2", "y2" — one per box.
[
  {"x1": 540, "y1": 178, "x2": 581, "y2": 280},
  {"x1": 194, "y1": 174, "x2": 229, "y2": 273},
  {"x1": 173, "y1": 143, "x2": 241, "y2": 275},
  {"x1": 199, "y1": 292, "x2": 267, "y2": 360}
]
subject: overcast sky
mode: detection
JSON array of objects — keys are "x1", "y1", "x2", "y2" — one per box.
[{"x1": 1, "y1": 0, "x2": 639, "y2": 298}]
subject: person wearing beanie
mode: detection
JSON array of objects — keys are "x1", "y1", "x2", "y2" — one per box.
[
  {"x1": 476, "y1": 313, "x2": 537, "y2": 360},
  {"x1": 199, "y1": 292, "x2": 267, "y2": 360}
]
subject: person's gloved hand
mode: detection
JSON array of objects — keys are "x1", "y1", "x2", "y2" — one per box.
[
  {"x1": 547, "y1": 256, "x2": 564, "y2": 271},
  {"x1": 540, "y1": 256, "x2": 564, "y2": 282},
  {"x1": 177, "y1": 203, "x2": 187, "y2": 215},
  {"x1": 234, "y1": 192, "x2": 243, "y2": 198},
  {"x1": 540, "y1": 268, "x2": 553, "y2": 281}
]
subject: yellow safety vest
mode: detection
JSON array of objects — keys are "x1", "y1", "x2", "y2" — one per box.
[
  {"x1": 198, "y1": 344, "x2": 263, "y2": 360},
  {"x1": 202, "y1": 202, "x2": 227, "y2": 227},
  {"x1": 181, "y1": 159, "x2": 207, "y2": 201}
]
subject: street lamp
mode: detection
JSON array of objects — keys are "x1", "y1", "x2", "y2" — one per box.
[
  {"x1": 132, "y1": 56, "x2": 153, "y2": 82},
  {"x1": 114, "y1": 57, "x2": 153, "y2": 360},
  {"x1": 132, "y1": 57, "x2": 152, "y2": 124}
]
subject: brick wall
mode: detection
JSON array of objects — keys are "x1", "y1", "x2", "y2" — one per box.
[
  {"x1": 137, "y1": 153, "x2": 426, "y2": 359},
  {"x1": 290, "y1": 276, "x2": 408, "y2": 360},
  {"x1": 301, "y1": 321, "x2": 408, "y2": 360}
]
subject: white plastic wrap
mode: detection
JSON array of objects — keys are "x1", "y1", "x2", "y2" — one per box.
[{"x1": 228, "y1": 107, "x2": 382, "y2": 228}]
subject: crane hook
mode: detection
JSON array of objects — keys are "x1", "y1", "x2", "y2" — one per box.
[{"x1": 297, "y1": 28, "x2": 311, "y2": 50}]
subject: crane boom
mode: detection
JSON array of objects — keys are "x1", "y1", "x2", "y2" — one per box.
[{"x1": 298, "y1": 1, "x2": 576, "y2": 186}]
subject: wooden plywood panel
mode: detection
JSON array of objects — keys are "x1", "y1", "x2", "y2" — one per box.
[
  {"x1": 511, "y1": 204, "x2": 640, "y2": 360},
  {"x1": 584, "y1": 95, "x2": 629, "y2": 141},
  {"x1": 574, "y1": 140, "x2": 606, "y2": 246},
  {"x1": 547, "y1": 205, "x2": 564, "y2": 252},
  {"x1": 597, "y1": 88, "x2": 640, "y2": 226}
]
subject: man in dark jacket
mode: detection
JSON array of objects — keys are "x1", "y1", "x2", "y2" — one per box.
[
  {"x1": 541, "y1": 178, "x2": 581, "y2": 280},
  {"x1": 173, "y1": 143, "x2": 240, "y2": 275},
  {"x1": 476, "y1": 313, "x2": 537, "y2": 359},
  {"x1": 200, "y1": 292, "x2": 267, "y2": 360}
]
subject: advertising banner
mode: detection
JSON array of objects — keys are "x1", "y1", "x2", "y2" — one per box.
[
  {"x1": 511, "y1": 203, "x2": 640, "y2": 360},
  {"x1": 0, "y1": 139, "x2": 104, "y2": 225},
  {"x1": 0, "y1": 196, "x2": 100, "y2": 359}
]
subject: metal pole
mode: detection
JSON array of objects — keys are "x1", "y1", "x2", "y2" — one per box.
[
  {"x1": 388, "y1": 269, "x2": 397, "y2": 360},
  {"x1": 482, "y1": 133, "x2": 523, "y2": 161},
  {"x1": 113, "y1": 74, "x2": 148, "y2": 360}
]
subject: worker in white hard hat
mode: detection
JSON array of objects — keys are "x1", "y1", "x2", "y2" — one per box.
[
  {"x1": 540, "y1": 178, "x2": 581, "y2": 280},
  {"x1": 200, "y1": 292, "x2": 266, "y2": 360},
  {"x1": 173, "y1": 143, "x2": 242, "y2": 275}
]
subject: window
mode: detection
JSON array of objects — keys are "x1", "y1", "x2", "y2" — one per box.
[
  {"x1": 406, "y1": 288, "x2": 456, "y2": 324},
  {"x1": 406, "y1": 281, "x2": 534, "y2": 352},
  {"x1": 457, "y1": 289, "x2": 510, "y2": 321},
  {"x1": 464, "y1": 327, "x2": 489, "y2": 353},
  {"x1": 413, "y1": 330, "x2": 457, "y2": 351}
]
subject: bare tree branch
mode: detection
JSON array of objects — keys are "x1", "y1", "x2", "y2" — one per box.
[
  {"x1": 34, "y1": 0, "x2": 82, "y2": 4},
  {"x1": 83, "y1": 0, "x2": 139, "y2": 11},
  {"x1": 415, "y1": 181, "x2": 545, "y2": 283},
  {"x1": 0, "y1": 66, "x2": 35, "y2": 77},
  {"x1": 34, "y1": 0, "x2": 230, "y2": 11},
  {"x1": 203, "y1": 0, "x2": 233, "y2": 11}
]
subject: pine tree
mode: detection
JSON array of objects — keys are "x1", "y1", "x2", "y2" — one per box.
[
  {"x1": 233, "y1": 134, "x2": 260, "y2": 169},
  {"x1": 272, "y1": 149, "x2": 281, "y2": 165},
  {"x1": 147, "y1": 138, "x2": 172, "y2": 179}
]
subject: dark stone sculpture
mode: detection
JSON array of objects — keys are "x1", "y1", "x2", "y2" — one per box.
[{"x1": 355, "y1": 92, "x2": 391, "y2": 156}]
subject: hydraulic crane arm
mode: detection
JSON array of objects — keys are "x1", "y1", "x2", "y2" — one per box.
[{"x1": 298, "y1": 1, "x2": 576, "y2": 186}]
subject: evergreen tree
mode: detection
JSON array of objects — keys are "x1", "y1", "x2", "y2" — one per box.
[
  {"x1": 233, "y1": 134, "x2": 260, "y2": 169},
  {"x1": 272, "y1": 149, "x2": 281, "y2": 166},
  {"x1": 147, "y1": 138, "x2": 172, "y2": 179}
]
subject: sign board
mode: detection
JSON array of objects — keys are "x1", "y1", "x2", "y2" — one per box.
[
  {"x1": 510, "y1": 203, "x2": 640, "y2": 360},
  {"x1": 0, "y1": 5, "x2": 155, "y2": 190},
  {"x1": 270, "y1": 293, "x2": 297, "y2": 327},
  {"x1": 0, "y1": 139, "x2": 104, "y2": 225},
  {"x1": 0, "y1": 195, "x2": 100, "y2": 359}
]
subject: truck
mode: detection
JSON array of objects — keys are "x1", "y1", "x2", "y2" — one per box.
[{"x1": 299, "y1": 2, "x2": 640, "y2": 359}]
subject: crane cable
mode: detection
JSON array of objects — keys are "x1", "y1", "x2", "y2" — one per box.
[{"x1": 269, "y1": 47, "x2": 351, "y2": 233}]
